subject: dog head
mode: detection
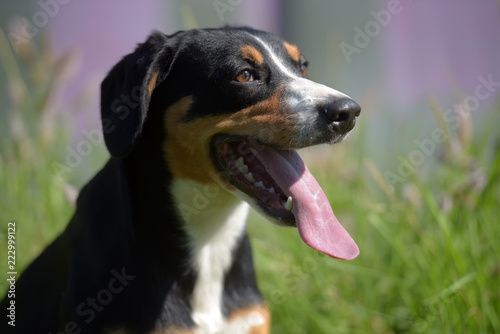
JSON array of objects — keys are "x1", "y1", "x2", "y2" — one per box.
[{"x1": 101, "y1": 27, "x2": 360, "y2": 260}]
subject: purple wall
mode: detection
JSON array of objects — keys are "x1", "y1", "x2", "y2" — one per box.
[{"x1": 383, "y1": 0, "x2": 500, "y2": 104}]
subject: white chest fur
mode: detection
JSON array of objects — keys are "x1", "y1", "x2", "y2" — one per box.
[{"x1": 171, "y1": 179, "x2": 249, "y2": 334}]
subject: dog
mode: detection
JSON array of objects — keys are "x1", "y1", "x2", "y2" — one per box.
[{"x1": 1, "y1": 27, "x2": 360, "y2": 334}]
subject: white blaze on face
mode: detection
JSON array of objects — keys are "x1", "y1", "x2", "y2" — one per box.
[
  {"x1": 286, "y1": 77, "x2": 350, "y2": 123},
  {"x1": 248, "y1": 34, "x2": 352, "y2": 141}
]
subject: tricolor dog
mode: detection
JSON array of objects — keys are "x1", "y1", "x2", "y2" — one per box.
[{"x1": 1, "y1": 27, "x2": 361, "y2": 333}]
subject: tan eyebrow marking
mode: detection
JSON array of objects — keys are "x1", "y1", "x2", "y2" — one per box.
[
  {"x1": 249, "y1": 34, "x2": 297, "y2": 79},
  {"x1": 283, "y1": 41, "x2": 301, "y2": 63},
  {"x1": 147, "y1": 71, "x2": 159, "y2": 99},
  {"x1": 241, "y1": 44, "x2": 264, "y2": 65}
]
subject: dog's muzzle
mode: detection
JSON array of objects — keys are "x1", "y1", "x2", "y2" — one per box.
[{"x1": 323, "y1": 97, "x2": 361, "y2": 134}]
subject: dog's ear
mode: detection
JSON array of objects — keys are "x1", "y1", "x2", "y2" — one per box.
[{"x1": 100, "y1": 31, "x2": 177, "y2": 157}]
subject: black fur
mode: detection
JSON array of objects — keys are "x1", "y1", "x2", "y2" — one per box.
[
  {"x1": 1, "y1": 27, "x2": 279, "y2": 333},
  {"x1": 1, "y1": 26, "x2": 360, "y2": 333}
]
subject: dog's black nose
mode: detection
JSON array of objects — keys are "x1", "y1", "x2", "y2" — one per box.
[{"x1": 324, "y1": 97, "x2": 361, "y2": 134}]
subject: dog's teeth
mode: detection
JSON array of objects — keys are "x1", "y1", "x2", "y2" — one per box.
[
  {"x1": 254, "y1": 181, "x2": 265, "y2": 189},
  {"x1": 235, "y1": 156, "x2": 244, "y2": 166},
  {"x1": 245, "y1": 172, "x2": 255, "y2": 182},
  {"x1": 239, "y1": 165, "x2": 249, "y2": 173},
  {"x1": 234, "y1": 157, "x2": 248, "y2": 173},
  {"x1": 284, "y1": 196, "x2": 293, "y2": 211},
  {"x1": 269, "y1": 187, "x2": 276, "y2": 194}
]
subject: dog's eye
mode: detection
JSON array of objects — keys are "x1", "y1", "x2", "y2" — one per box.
[
  {"x1": 300, "y1": 64, "x2": 308, "y2": 76},
  {"x1": 299, "y1": 55, "x2": 308, "y2": 77},
  {"x1": 235, "y1": 70, "x2": 254, "y2": 83},
  {"x1": 300, "y1": 62, "x2": 309, "y2": 77}
]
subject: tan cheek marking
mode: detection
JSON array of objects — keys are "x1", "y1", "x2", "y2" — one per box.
[
  {"x1": 147, "y1": 71, "x2": 159, "y2": 99},
  {"x1": 228, "y1": 304, "x2": 271, "y2": 334},
  {"x1": 163, "y1": 93, "x2": 297, "y2": 185},
  {"x1": 283, "y1": 41, "x2": 301, "y2": 63},
  {"x1": 163, "y1": 96, "x2": 222, "y2": 186},
  {"x1": 241, "y1": 44, "x2": 264, "y2": 65}
]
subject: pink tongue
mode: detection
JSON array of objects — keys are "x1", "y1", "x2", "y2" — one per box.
[{"x1": 250, "y1": 146, "x2": 359, "y2": 260}]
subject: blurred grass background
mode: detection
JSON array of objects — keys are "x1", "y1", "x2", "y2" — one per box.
[
  {"x1": 1, "y1": 3, "x2": 500, "y2": 333},
  {"x1": 1, "y1": 31, "x2": 499, "y2": 334}
]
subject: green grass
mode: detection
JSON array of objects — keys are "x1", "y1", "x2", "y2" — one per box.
[
  {"x1": 249, "y1": 129, "x2": 500, "y2": 333},
  {"x1": 1, "y1": 33, "x2": 499, "y2": 334}
]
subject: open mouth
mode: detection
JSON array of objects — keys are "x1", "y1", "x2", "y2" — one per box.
[
  {"x1": 211, "y1": 135, "x2": 360, "y2": 260},
  {"x1": 212, "y1": 136, "x2": 295, "y2": 226}
]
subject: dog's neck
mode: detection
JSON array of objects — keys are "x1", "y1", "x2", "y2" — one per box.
[
  {"x1": 114, "y1": 149, "x2": 263, "y2": 331},
  {"x1": 171, "y1": 179, "x2": 249, "y2": 332}
]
